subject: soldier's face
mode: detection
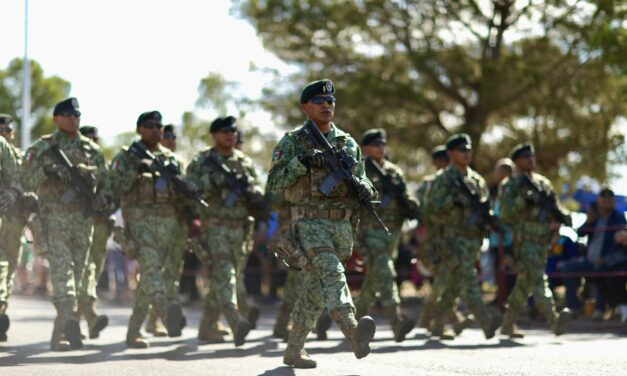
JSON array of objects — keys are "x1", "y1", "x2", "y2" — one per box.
[
  {"x1": 0, "y1": 127, "x2": 14, "y2": 142},
  {"x1": 515, "y1": 153, "x2": 535, "y2": 172},
  {"x1": 362, "y1": 143, "x2": 386, "y2": 161},
  {"x1": 54, "y1": 113, "x2": 80, "y2": 134},
  {"x1": 212, "y1": 129, "x2": 237, "y2": 150},
  {"x1": 162, "y1": 133, "x2": 177, "y2": 151},
  {"x1": 137, "y1": 121, "x2": 162, "y2": 147},
  {"x1": 448, "y1": 146, "x2": 472, "y2": 166},
  {"x1": 301, "y1": 95, "x2": 335, "y2": 124},
  {"x1": 433, "y1": 158, "x2": 448, "y2": 170}
]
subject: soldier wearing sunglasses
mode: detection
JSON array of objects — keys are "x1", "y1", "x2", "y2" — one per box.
[
  {"x1": 108, "y1": 111, "x2": 188, "y2": 348},
  {"x1": 22, "y1": 98, "x2": 109, "y2": 351},
  {"x1": 267, "y1": 79, "x2": 377, "y2": 368}
]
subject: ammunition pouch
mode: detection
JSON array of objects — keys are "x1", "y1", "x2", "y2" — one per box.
[
  {"x1": 269, "y1": 232, "x2": 309, "y2": 271},
  {"x1": 112, "y1": 226, "x2": 138, "y2": 259}
]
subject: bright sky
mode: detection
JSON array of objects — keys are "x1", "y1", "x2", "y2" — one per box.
[{"x1": 0, "y1": 0, "x2": 288, "y2": 143}]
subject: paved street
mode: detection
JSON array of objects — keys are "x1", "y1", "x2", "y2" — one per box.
[{"x1": 1, "y1": 295, "x2": 626, "y2": 375}]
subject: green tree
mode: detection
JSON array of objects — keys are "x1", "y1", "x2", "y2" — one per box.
[
  {"x1": 237, "y1": 0, "x2": 626, "y2": 186},
  {"x1": 0, "y1": 58, "x2": 71, "y2": 143}
]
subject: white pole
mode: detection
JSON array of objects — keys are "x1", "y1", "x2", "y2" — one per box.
[{"x1": 21, "y1": 0, "x2": 31, "y2": 149}]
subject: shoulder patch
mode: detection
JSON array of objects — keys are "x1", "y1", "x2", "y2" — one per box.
[{"x1": 272, "y1": 150, "x2": 282, "y2": 161}]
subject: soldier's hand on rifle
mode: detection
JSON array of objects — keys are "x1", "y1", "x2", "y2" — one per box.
[
  {"x1": 93, "y1": 192, "x2": 110, "y2": 212},
  {"x1": 44, "y1": 163, "x2": 71, "y2": 183},
  {"x1": 19, "y1": 192, "x2": 39, "y2": 214},
  {"x1": 137, "y1": 159, "x2": 153, "y2": 174},
  {"x1": 356, "y1": 181, "x2": 374, "y2": 202},
  {"x1": 0, "y1": 189, "x2": 19, "y2": 213},
  {"x1": 298, "y1": 150, "x2": 326, "y2": 168}
]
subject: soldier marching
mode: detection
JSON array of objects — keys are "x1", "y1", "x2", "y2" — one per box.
[{"x1": 0, "y1": 81, "x2": 577, "y2": 367}]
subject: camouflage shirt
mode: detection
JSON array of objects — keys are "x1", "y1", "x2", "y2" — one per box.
[
  {"x1": 422, "y1": 164, "x2": 488, "y2": 236},
  {"x1": 499, "y1": 172, "x2": 568, "y2": 239},
  {"x1": 109, "y1": 142, "x2": 186, "y2": 215},
  {"x1": 267, "y1": 123, "x2": 374, "y2": 211},
  {"x1": 186, "y1": 147, "x2": 262, "y2": 220},
  {"x1": 22, "y1": 130, "x2": 106, "y2": 210},
  {"x1": 0, "y1": 136, "x2": 22, "y2": 193},
  {"x1": 362, "y1": 157, "x2": 417, "y2": 228}
]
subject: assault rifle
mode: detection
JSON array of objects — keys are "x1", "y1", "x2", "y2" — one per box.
[
  {"x1": 128, "y1": 141, "x2": 208, "y2": 208},
  {"x1": 300, "y1": 120, "x2": 390, "y2": 235},
  {"x1": 48, "y1": 144, "x2": 96, "y2": 216},
  {"x1": 452, "y1": 175, "x2": 504, "y2": 233},
  {"x1": 365, "y1": 157, "x2": 420, "y2": 220},
  {"x1": 202, "y1": 152, "x2": 271, "y2": 221},
  {"x1": 519, "y1": 174, "x2": 569, "y2": 224}
]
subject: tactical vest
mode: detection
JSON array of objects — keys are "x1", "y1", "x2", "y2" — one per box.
[
  {"x1": 202, "y1": 149, "x2": 250, "y2": 215},
  {"x1": 361, "y1": 159, "x2": 403, "y2": 228},
  {"x1": 39, "y1": 133, "x2": 97, "y2": 209},
  {"x1": 284, "y1": 130, "x2": 354, "y2": 208},
  {"x1": 120, "y1": 148, "x2": 179, "y2": 211}
]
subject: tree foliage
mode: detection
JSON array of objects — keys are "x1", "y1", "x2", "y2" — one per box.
[
  {"x1": 0, "y1": 58, "x2": 71, "y2": 143},
  {"x1": 237, "y1": 0, "x2": 626, "y2": 186}
]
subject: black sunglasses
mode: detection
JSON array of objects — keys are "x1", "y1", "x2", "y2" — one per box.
[
  {"x1": 59, "y1": 111, "x2": 81, "y2": 117},
  {"x1": 142, "y1": 122, "x2": 163, "y2": 130},
  {"x1": 310, "y1": 95, "x2": 336, "y2": 105},
  {"x1": 162, "y1": 133, "x2": 177, "y2": 140}
]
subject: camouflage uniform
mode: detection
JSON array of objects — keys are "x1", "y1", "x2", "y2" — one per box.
[
  {"x1": 422, "y1": 165, "x2": 499, "y2": 339},
  {"x1": 354, "y1": 157, "x2": 417, "y2": 341},
  {"x1": 0, "y1": 137, "x2": 24, "y2": 341},
  {"x1": 186, "y1": 147, "x2": 261, "y2": 346},
  {"x1": 109, "y1": 143, "x2": 186, "y2": 347},
  {"x1": 22, "y1": 130, "x2": 106, "y2": 350},
  {"x1": 499, "y1": 172, "x2": 570, "y2": 336},
  {"x1": 267, "y1": 123, "x2": 377, "y2": 366}
]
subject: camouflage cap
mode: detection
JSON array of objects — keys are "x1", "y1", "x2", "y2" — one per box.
[
  {"x1": 300, "y1": 79, "x2": 335, "y2": 103},
  {"x1": 0, "y1": 113, "x2": 13, "y2": 128},
  {"x1": 53, "y1": 97, "x2": 81, "y2": 116},
  {"x1": 431, "y1": 145, "x2": 448, "y2": 161},
  {"x1": 510, "y1": 142, "x2": 535, "y2": 160},
  {"x1": 445, "y1": 133, "x2": 472, "y2": 150},
  {"x1": 360, "y1": 128, "x2": 387, "y2": 146},
  {"x1": 210, "y1": 116, "x2": 237, "y2": 133},
  {"x1": 136, "y1": 110, "x2": 162, "y2": 127}
]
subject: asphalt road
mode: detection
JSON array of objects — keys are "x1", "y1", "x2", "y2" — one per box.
[{"x1": 1, "y1": 295, "x2": 626, "y2": 375}]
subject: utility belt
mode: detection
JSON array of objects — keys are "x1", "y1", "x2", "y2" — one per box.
[
  {"x1": 124, "y1": 205, "x2": 177, "y2": 220},
  {"x1": 291, "y1": 206, "x2": 353, "y2": 221},
  {"x1": 202, "y1": 216, "x2": 247, "y2": 229}
]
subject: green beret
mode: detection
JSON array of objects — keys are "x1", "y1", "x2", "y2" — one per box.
[
  {"x1": 79, "y1": 126, "x2": 98, "y2": 137},
  {"x1": 431, "y1": 145, "x2": 448, "y2": 160},
  {"x1": 360, "y1": 128, "x2": 387, "y2": 146},
  {"x1": 0, "y1": 113, "x2": 13, "y2": 127},
  {"x1": 53, "y1": 97, "x2": 81, "y2": 116},
  {"x1": 210, "y1": 116, "x2": 237, "y2": 133},
  {"x1": 136, "y1": 111, "x2": 162, "y2": 127},
  {"x1": 510, "y1": 142, "x2": 535, "y2": 160},
  {"x1": 445, "y1": 133, "x2": 472, "y2": 150},
  {"x1": 300, "y1": 79, "x2": 335, "y2": 103}
]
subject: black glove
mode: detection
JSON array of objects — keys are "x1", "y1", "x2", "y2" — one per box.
[
  {"x1": 356, "y1": 182, "x2": 373, "y2": 202},
  {"x1": 0, "y1": 189, "x2": 19, "y2": 213},
  {"x1": 137, "y1": 159, "x2": 153, "y2": 174},
  {"x1": 44, "y1": 163, "x2": 70, "y2": 183},
  {"x1": 299, "y1": 150, "x2": 326, "y2": 168},
  {"x1": 93, "y1": 192, "x2": 111, "y2": 212}
]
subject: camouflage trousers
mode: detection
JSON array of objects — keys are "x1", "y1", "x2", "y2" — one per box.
[
  {"x1": 198, "y1": 224, "x2": 247, "y2": 311},
  {"x1": 290, "y1": 218, "x2": 355, "y2": 331},
  {"x1": 127, "y1": 215, "x2": 180, "y2": 325},
  {"x1": 355, "y1": 226, "x2": 401, "y2": 310},
  {"x1": 433, "y1": 236, "x2": 491, "y2": 326},
  {"x1": 44, "y1": 211, "x2": 93, "y2": 312},
  {"x1": 163, "y1": 221, "x2": 188, "y2": 304},
  {"x1": 505, "y1": 240, "x2": 557, "y2": 322},
  {"x1": 0, "y1": 214, "x2": 27, "y2": 311},
  {"x1": 78, "y1": 218, "x2": 111, "y2": 303},
  {"x1": 283, "y1": 268, "x2": 307, "y2": 308}
]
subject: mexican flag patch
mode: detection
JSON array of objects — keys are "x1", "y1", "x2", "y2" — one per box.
[{"x1": 272, "y1": 150, "x2": 282, "y2": 161}]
